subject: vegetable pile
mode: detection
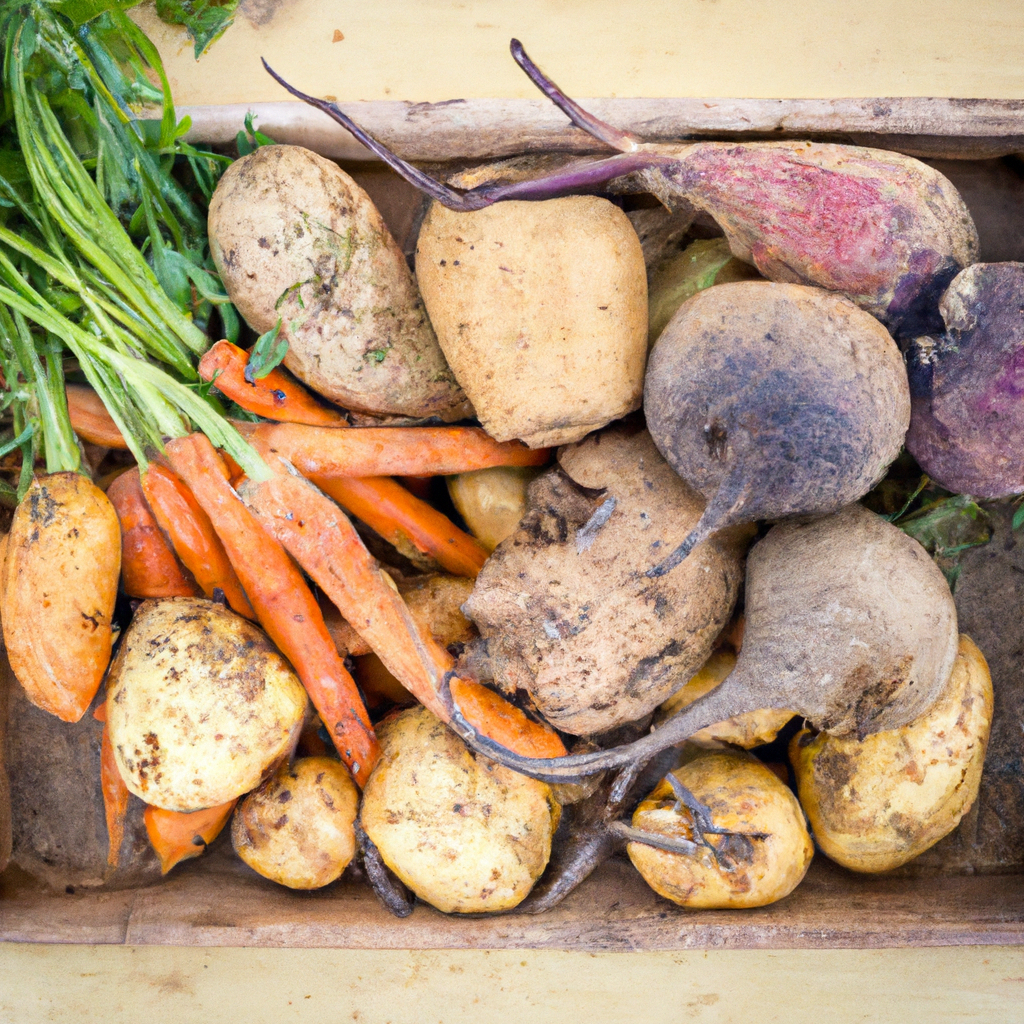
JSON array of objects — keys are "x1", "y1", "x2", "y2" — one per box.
[{"x1": 0, "y1": 24, "x2": 1017, "y2": 916}]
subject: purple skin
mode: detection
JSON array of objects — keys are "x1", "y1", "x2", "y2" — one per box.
[
  {"x1": 262, "y1": 41, "x2": 977, "y2": 335},
  {"x1": 906, "y1": 262, "x2": 1024, "y2": 497}
]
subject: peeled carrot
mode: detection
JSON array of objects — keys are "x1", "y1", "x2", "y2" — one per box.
[
  {"x1": 198, "y1": 340, "x2": 348, "y2": 427},
  {"x1": 140, "y1": 463, "x2": 256, "y2": 620},
  {"x1": 164, "y1": 433, "x2": 379, "y2": 787},
  {"x1": 245, "y1": 422, "x2": 550, "y2": 478},
  {"x1": 66, "y1": 385, "x2": 130, "y2": 450},
  {"x1": 144, "y1": 800, "x2": 237, "y2": 874},
  {"x1": 106, "y1": 468, "x2": 201, "y2": 600},
  {"x1": 315, "y1": 475, "x2": 487, "y2": 578}
]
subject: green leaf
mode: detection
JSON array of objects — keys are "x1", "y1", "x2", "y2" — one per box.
[
  {"x1": 898, "y1": 494, "x2": 992, "y2": 558},
  {"x1": 1013, "y1": 501, "x2": 1024, "y2": 531},
  {"x1": 154, "y1": 0, "x2": 239, "y2": 59},
  {"x1": 245, "y1": 318, "x2": 287, "y2": 381}
]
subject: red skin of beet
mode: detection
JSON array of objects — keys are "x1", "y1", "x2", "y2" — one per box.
[{"x1": 906, "y1": 262, "x2": 1024, "y2": 498}]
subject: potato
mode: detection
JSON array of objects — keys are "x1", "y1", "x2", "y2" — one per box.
[
  {"x1": 209, "y1": 145, "x2": 469, "y2": 420},
  {"x1": 790, "y1": 634, "x2": 993, "y2": 873},
  {"x1": 464, "y1": 423, "x2": 745, "y2": 735},
  {"x1": 447, "y1": 465, "x2": 542, "y2": 552},
  {"x1": 232, "y1": 756, "x2": 358, "y2": 889},
  {"x1": 360, "y1": 706, "x2": 559, "y2": 913},
  {"x1": 627, "y1": 750, "x2": 813, "y2": 909},
  {"x1": 107, "y1": 598, "x2": 308, "y2": 812},
  {"x1": 416, "y1": 196, "x2": 647, "y2": 447}
]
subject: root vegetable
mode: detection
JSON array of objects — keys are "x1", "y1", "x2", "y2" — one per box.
[
  {"x1": 144, "y1": 800, "x2": 237, "y2": 875},
  {"x1": 905, "y1": 263, "x2": 1024, "y2": 497},
  {"x1": 208, "y1": 144, "x2": 470, "y2": 420},
  {"x1": 232, "y1": 757, "x2": 358, "y2": 889},
  {"x1": 790, "y1": 634, "x2": 993, "y2": 873},
  {"x1": 446, "y1": 465, "x2": 542, "y2": 552},
  {"x1": 360, "y1": 706, "x2": 559, "y2": 913},
  {"x1": 416, "y1": 195, "x2": 648, "y2": 447},
  {"x1": 106, "y1": 598, "x2": 309, "y2": 812},
  {"x1": 626, "y1": 750, "x2": 813, "y2": 909},
  {"x1": 1, "y1": 472, "x2": 120, "y2": 722},
  {"x1": 66, "y1": 384, "x2": 130, "y2": 449},
  {"x1": 644, "y1": 282, "x2": 910, "y2": 575}
]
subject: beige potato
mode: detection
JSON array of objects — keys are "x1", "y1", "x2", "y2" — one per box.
[
  {"x1": 209, "y1": 145, "x2": 469, "y2": 419},
  {"x1": 232, "y1": 757, "x2": 358, "y2": 889},
  {"x1": 627, "y1": 750, "x2": 814, "y2": 909},
  {"x1": 658, "y1": 647, "x2": 794, "y2": 749},
  {"x1": 107, "y1": 598, "x2": 308, "y2": 812},
  {"x1": 464, "y1": 424, "x2": 746, "y2": 735},
  {"x1": 360, "y1": 706, "x2": 559, "y2": 913},
  {"x1": 416, "y1": 196, "x2": 647, "y2": 447},
  {"x1": 447, "y1": 465, "x2": 542, "y2": 552},
  {"x1": 790, "y1": 634, "x2": 993, "y2": 873}
]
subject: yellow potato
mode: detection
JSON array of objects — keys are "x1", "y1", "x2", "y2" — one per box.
[
  {"x1": 360, "y1": 706, "x2": 559, "y2": 913},
  {"x1": 107, "y1": 598, "x2": 308, "y2": 812},
  {"x1": 447, "y1": 466, "x2": 542, "y2": 552},
  {"x1": 627, "y1": 750, "x2": 813, "y2": 909},
  {"x1": 417, "y1": 196, "x2": 647, "y2": 447},
  {"x1": 232, "y1": 757, "x2": 358, "y2": 889},
  {"x1": 790, "y1": 634, "x2": 993, "y2": 873}
]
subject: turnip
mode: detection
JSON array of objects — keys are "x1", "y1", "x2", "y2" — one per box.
[
  {"x1": 905, "y1": 262, "x2": 1024, "y2": 497},
  {"x1": 449, "y1": 504, "x2": 959, "y2": 782},
  {"x1": 644, "y1": 281, "x2": 910, "y2": 576}
]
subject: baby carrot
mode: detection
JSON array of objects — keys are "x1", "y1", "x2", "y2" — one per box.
[
  {"x1": 140, "y1": 463, "x2": 256, "y2": 620},
  {"x1": 144, "y1": 801, "x2": 238, "y2": 874},
  {"x1": 66, "y1": 385, "x2": 130, "y2": 450},
  {"x1": 245, "y1": 422, "x2": 550, "y2": 478},
  {"x1": 106, "y1": 468, "x2": 201, "y2": 600},
  {"x1": 198, "y1": 340, "x2": 348, "y2": 427},
  {"x1": 163, "y1": 433, "x2": 379, "y2": 787},
  {"x1": 315, "y1": 475, "x2": 488, "y2": 578}
]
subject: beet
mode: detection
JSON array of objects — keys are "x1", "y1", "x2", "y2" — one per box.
[{"x1": 905, "y1": 262, "x2": 1024, "y2": 497}]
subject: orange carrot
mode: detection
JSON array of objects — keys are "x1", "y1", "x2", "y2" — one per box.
[
  {"x1": 239, "y1": 466, "x2": 566, "y2": 759},
  {"x1": 163, "y1": 433, "x2": 379, "y2": 787},
  {"x1": 144, "y1": 801, "x2": 237, "y2": 874},
  {"x1": 245, "y1": 422, "x2": 550, "y2": 478},
  {"x1": 140, "y1": 463, "x2": 256, "y2": 620},
  {"x1": 99, "y1": 718, "x2": 130, "y2": 868},
  {"x1": 66, "y1": 385, "x2": 130, "y2": 450},
  {"x1": 448, "y1": 678, "x2": 567, "y2": 759},
  {"x1": 315, "y1": 475, "x2": 487, "y2": 578},
  {"x1": 106, "y1": 469, "x2": 201, "y2": 600},
  {"x1": 198, "y1": 340, "x2": 348, "y2": 427}
]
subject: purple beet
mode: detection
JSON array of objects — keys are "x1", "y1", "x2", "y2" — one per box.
[
  {"x1": 906, "y1": 262, "x2": 1024, "y2": 497},
  {"x1": 262, "y1": 41, "x2": 978, "y2": 335}
]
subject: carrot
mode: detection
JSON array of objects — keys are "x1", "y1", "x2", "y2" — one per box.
[
  {"x1": 239, "y1": 466, "x2": 566, "y2": 759},
  {"x1": 245, "y1": 422, "x2": 550, "y2": 478},
  {"x1": 99, "y1": 717, "x2": 131, "y2": 868},
  {"x1": 106, "y1": 468, "x2": 201, "y2": 600},
  {"x1": 448, "y1": 678, "x2": 567, "y2": 759},
  {"x1": 144, "y1": 800, "x2": 238, "y2": 874},
  {"x1": 163, "y1": 433, "x2": 379, "y2": 787},
  {"x1": 198, "y1": 340, "x2": 348, "y2": 427},
  {"x1": 66, "y1": 385, "x2": 130, "y2": 450},
  {"x1": 315, "y1": 475, "x2": 487, "y2": 578},
  {"x1": 140, "y1": 463, "x2": 256, "y2": 620}
]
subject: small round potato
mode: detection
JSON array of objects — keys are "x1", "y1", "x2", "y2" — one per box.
[
  {"x1": 360, "y1": 706, "x2": 559, "y2": 914},
  {"x1": 627, "y1": 750, "x2": 813, "y2": 909},
  {"x1": 790, "y1": 634, "x2": 993, "y2": 873},
  {"x1": 232, "y1": 757, "x2": 359, "y2": 889},
  {"x1": 107, "y1": 598, "x2": 308, "y2": 812},
  {"x1": 447, "y1": 465, "x2": 542, "y2": 552}
]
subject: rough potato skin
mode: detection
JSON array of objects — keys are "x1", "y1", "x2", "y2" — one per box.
[
  {"x1": 107, "y1": 599, "x2": 308, "y2": 812},
  {"x1": 360, "y1": 707, "x2": 559, "y2": 913},
  {"x1": 209, "y1": 145, "x2": 468, "y2": 419},
  {"x1": 464, "y1": 424, "x2": 744, "y2": 735},
  {"x1": 628, "y1": 750, "x2": 814, "y2": 909},
  {"x1": 232, "y1": 757, "x2": 358, "y2": 889},
  {"x1": 1, "y1": 473, "x2": 120, "y2": 722},
  {"x1": 790, "y1": 635, "x2": 993, "y2": 873},
  {"x1": 416, "y1": 196, "x2": 647, "y2": 447}
]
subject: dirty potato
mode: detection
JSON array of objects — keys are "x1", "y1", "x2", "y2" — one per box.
[
  {"x1": 790, "y1": 634, "x2": 993, "y2": 873},
  {"x1": 209, "y1": 145, "x2": 469, "y2": 419},
  {"x1": 232, "y1": 757, "x2": 358, "y2": 889},
  {"x1": 627, "y1": 750, "x2": 813, "y2": 909},
  {"x1": 107, "y1": 598, "x2": 308, "y2": 812},
  {"x1": 447, "y1": 465, "x2": 542, "y2": 552},
  {"x1": 464, "y1": 423, "x2": 745, "y2": 735},
  {"x1": 416, "y1": 196, "x2": 647, "y2": 447},
  {"x1": 360, "y1": 706, "x2": 559, "y2": 913}
]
